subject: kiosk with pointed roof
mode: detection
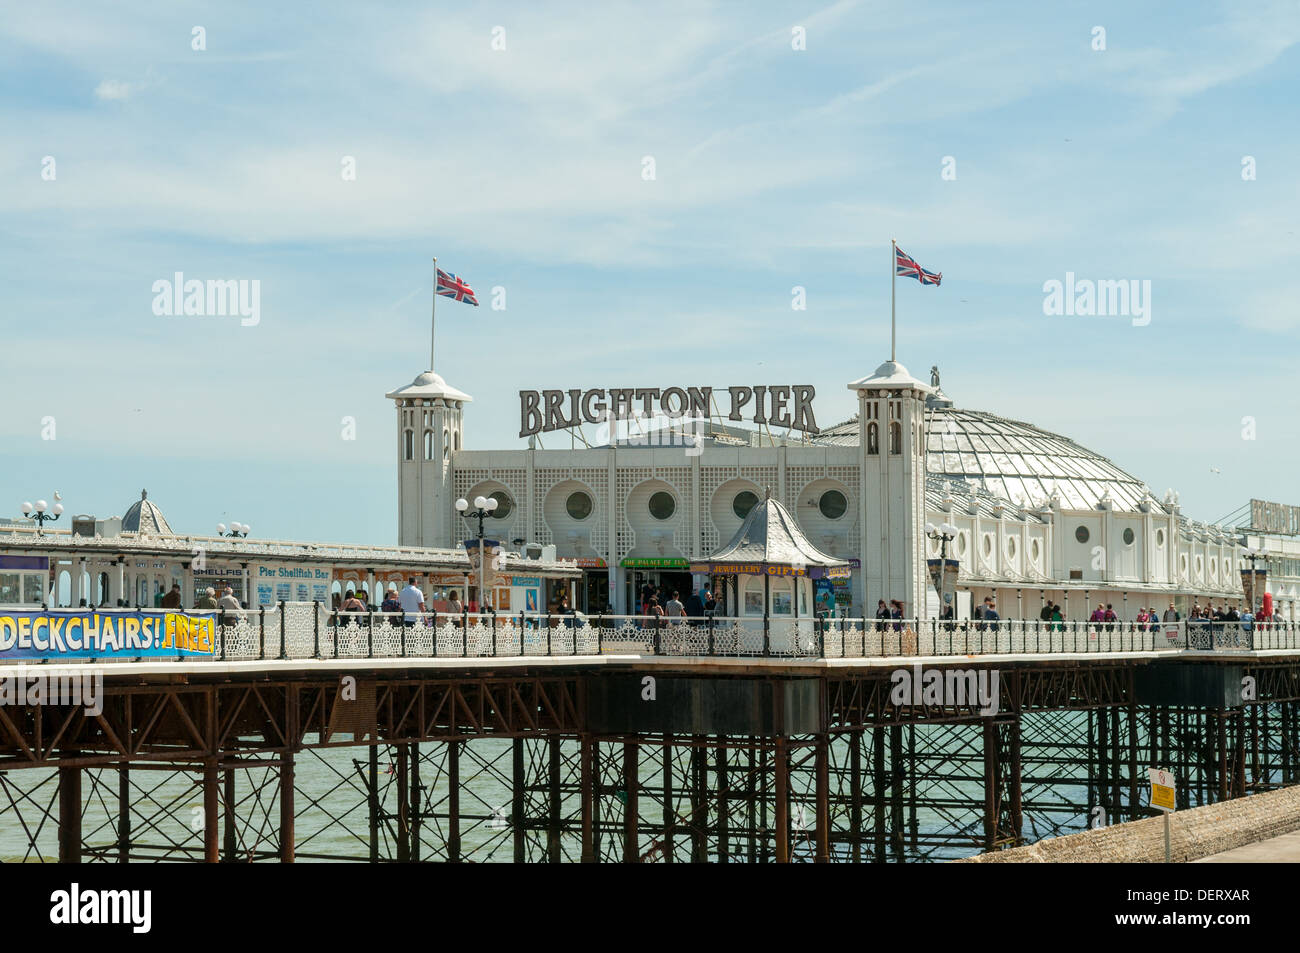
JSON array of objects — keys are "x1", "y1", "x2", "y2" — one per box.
[{"x1": 691, "y1": 489, "x2": 850, "y2": 654}]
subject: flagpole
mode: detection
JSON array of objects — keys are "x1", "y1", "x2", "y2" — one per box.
[
  {"x1": 430, "y1": 256, "x2": 437, "y2": 372},
  {"x1": 890, "y1": 239, "x2": 896, "y2": 362}
]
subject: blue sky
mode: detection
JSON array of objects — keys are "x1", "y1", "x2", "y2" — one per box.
[{"x1": 2, "y1": 0, "x2": 1297, "y2": 543}]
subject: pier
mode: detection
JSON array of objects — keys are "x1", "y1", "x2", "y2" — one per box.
[{"x1": 3, "y1": 608, "x2": 1300, "y2": 863}]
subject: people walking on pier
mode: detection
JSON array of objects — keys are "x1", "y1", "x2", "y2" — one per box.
[
  {"x1": 162, "y1": 583, "x2": 182, "y2": 609},
  {"x1": 645, "y1": 595, "x2": 665, "y2": 628},
  {"x1": 685, "y1": 589, "x2": 705, "y2": 618},
  {"x1": 399, "y1": 577, "x2": 426, "y2": 627},
  {"x1": 217, "y1": 586, "x2": 242, "y2": 627},
  {"x1": 381, "y1": 586, "x2": 401, "y2": 614},
  {"x1": 983, "y1": 598, "x2": 1000, "y2": 631},
  {"x1": 1163, "y1": 603, "x2": 1179, "y2": 623},
  {"x1": 876, "y1": 599, "x2": 891, "y2": 632},
  {"x1": 196, "y1": 587, "x2": 218, "y2": 610},
  {"x1": 665, "y1": 591, "x2": 685, "y2": 619}
]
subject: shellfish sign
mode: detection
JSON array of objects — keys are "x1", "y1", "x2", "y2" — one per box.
[{"x1": 519, "y1": 385, "x2": 819, "y2": 437}]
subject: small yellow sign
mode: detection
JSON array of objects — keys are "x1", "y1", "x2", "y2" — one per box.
[{"x1": 1149, "y1": 767, "x2": 1176, "y2": 812}]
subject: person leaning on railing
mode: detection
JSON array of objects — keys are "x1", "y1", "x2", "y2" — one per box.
[{"x1": 340, "y1": 589, "x2": 366, "y2": 625}]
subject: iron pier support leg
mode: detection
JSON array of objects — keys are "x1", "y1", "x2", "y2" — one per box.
[
  {"x1": 1010, "y1": 717, "x2": 1023, "y2": 846},
  {"x1": 774, "y1": 736, "x2": 790, "y2": 864},
  {"x1": 662, "y1": 734, "x2": 674, "y2": 862},
  {"x1": 982, "y1": 721, "x2": 998, "y2": 852},
  {"x1": 513, "y1": 737, "x2": 526, "y2": 863},
  {"x1": 368, "y1": 744, "x2": 379, "y2": 863},
  {"x1": 548, "y1": 736, "x2": 562, "y2": 863},
  {"x1": 203, "y1": 757, "x2": 220, "y2": 863},
  {"x1": 623, "y1": 741, "x2": 639, "y2": 863},
  {"x1": 396, "y1": 743, "x2": 410, "y2": 863},
  {"x1": 690, "y1": 737, "x2": 706, "y2": 863},
  {"x1": 889, "y1": 724, "x2": 904, "y2": 860},
  {"x1": 580, "y1": 736, "x2": 595, "y2": 863},
  {"x1": 815, "y1": 733, "x2": 830, "y2": 863},
  {"x1": 58, "y1": 764, "x2": 82, "y2": 864},
  {"x1": 223, "y1": 768, "x2": 237, "y2": 862},
  {"x1": 872, "y1": 725, "x2": 887, "y2": 863},
  {"x1": 117, "y1": 764, "x2": 130, "y2": 864},
  {"x1": 718, "y1": 742, "x2": 730, "y2": 863},
  {"x1": 448, "y1": 740, "x2": 461, "y2": 863},
  {"x1": 410, "y1": 742, "x2": 421, "y2": 863},
  {"x1": 850, "y1": 731, "x2": 863, "y2": 863},
  {"x1": 280, "y1": 749, "x2": 295, "y2": 862}
]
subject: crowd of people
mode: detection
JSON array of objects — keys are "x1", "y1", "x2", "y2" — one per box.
[{"x1": 638, "y1": 584, "x2": 717, "y2": 627}]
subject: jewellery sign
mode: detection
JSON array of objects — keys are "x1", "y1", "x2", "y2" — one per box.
[{"x1": 0, "y1": 609, "x2": 216, "y2": 660}]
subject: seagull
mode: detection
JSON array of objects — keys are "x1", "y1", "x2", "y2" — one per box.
[
  {"x1": 1210, "y1": 467, "x2": 1221, "y2": 474},
  {"x1": 53, "y1": 490, "x2": 62, "y2": 501}
]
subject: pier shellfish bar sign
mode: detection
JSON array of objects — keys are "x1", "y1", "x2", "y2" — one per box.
[{"x1": 0, "y1": 609, "x2": 217, "y2": 661}]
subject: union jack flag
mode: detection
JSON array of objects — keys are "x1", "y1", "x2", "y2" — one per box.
[
  {"x1": 895, "y1": 246, "x2": 942, "y2": 286},
  {"x1": 436, "y1": 267, "x2": 479, "y2": 306}
]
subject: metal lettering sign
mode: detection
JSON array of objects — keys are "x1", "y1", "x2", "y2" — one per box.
[
  {"x1": 519, "y1": 385, "x2": 818, "y2": 437},
  {"x1": 1250, "y1": 499, "x2": 1300, "y2": 535}
]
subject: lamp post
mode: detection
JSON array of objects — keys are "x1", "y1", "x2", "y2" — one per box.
[
  {"x1": 926, "y1": 522, "x2": 958, "y2": 620},
  {"x1": 1240, "y1": 543, "x2": 1267, "y2": 613},
  {"x1": 217, "y1": 522, "x2": 250, "y2": 538},
  {"x1": 456, "y1": 495, "x2": 498, "y2": 611},
  {"x1": 20, "y1": 499, "x2": 64, "y2": 536}
]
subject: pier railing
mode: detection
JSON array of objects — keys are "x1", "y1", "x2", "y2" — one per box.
[{"x1": 4, "y1": 604, "x2": 1297, "y2": 662}]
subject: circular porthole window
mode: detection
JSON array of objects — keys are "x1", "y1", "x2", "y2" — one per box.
[
  {"x1": 1122, "y1": 528, "x2": 1135, "y2": 545},
  {"x1": 818, "y1": 490, "x2": 847, "y2": 520},
  {"x1": 1006, "y1": 537, "x2": 1017, "y2": 559},
  {"x1": 1030, "y1": 539, "x2": 1041, "y2": 562},
  {"x1": 649, "y1": 491, "x2": 676, "y2": 521},
  {"x1": 1155, "y1": 528, "x2": 1165, "y2": 546},
  {"x1": 566, "y1": 491, "x2": 593, "y2": 521},
  {"x1": 732, "y1": 490, "x2": 759, "y2": 520},
  {"x1": 1075, "y1": 526, "x2": 1090, "y2": 544},
  {"x1": 956, "y1": 533, "x2": 968, "y2": 556},
  {"x1": 488, "y1": 491, "x2": 513, "y2": 520},
  {"x1": 982, "y1": 535, "x2": 993, "y2": 557}
]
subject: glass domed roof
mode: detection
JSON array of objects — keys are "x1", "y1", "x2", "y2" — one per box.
[
  {"x1": 814, "y1": 403, "x2": 1156, "y2": 513},
  {"x1": 926, "y1": 408, "x2": 1153, "y2": 512}
]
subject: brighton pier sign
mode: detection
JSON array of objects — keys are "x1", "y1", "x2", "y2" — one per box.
[{"x1": 520, "y1": 385, "x2": 819, "y2": 438}]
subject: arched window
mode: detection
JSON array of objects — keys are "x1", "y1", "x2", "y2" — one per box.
[
  {"x1": 454, "y1": 430, "x2": 460, "y2": 451},
  {"x1": 889, "y1": 421, "x2": 902, "y2": 455},
  {"x1": 867, "y1": 422, "x2": 879, "y2": 455},
  {"x1": 424, "y1": 431, "x2": 434, "y2": 461},
  {"x1": 404, "y1": 429, "x2": 414, "y2": 461}
]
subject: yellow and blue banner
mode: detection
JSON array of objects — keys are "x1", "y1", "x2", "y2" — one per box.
[{"x1": 0, "y1": 609, "x2": 217, "y2": 661}]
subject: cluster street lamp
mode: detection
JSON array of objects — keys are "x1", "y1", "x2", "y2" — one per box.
[
  {"x1": 20, "y1": 498, "x2": 64, "y2": 535},
  {"x1": 1239, "y1": 542, "x2": 1267, "y2": 611},
  {"x1": 217, "y1": 522, "x2": 250, "y2": 538},
  {"x1": 926, "y1": 522, "x2": 959, "y2": 618},
  {"x1": 456, "y1": 496, "x2": 499, "y2": 612}
]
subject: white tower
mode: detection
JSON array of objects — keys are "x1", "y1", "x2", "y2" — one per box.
[
  {"x1": 848, "y1": 360, "x2": 932, "y2": 618},
  {"x1": 387, "y1": 371, "x2": 472, "y2": 547}
]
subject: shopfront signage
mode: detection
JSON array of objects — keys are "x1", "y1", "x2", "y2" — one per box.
[
  {"x1": 620, "y1": 557, "x2": 691, "y2": 569},
  {"x1": 520, "y1": 385, "x2": 818, "y2": 437}
]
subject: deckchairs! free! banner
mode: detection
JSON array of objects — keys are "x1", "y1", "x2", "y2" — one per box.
[{"x1": 0, "y1": 609, "x2": 216, "y2": 660}]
